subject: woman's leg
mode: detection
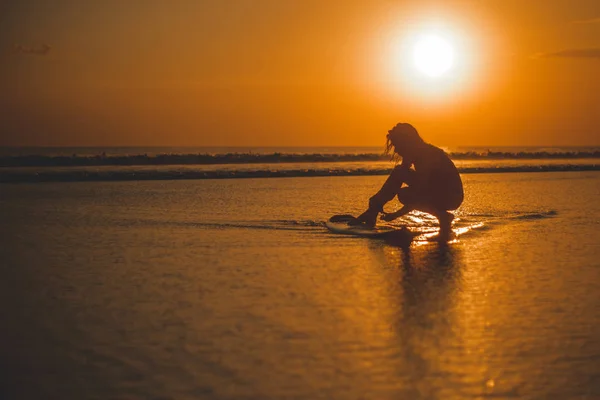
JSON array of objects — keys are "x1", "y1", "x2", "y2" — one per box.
[
  {"x1": 397, "y1": 188, "x2": 455, "y2": 238},
  {"x1": 356, "y1": 166, "x2": 415, "y2": 226}
]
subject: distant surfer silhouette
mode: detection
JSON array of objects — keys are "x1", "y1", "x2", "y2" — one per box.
[{"x1": 354, "y1": 123, "x2": 464, "y2": 240}]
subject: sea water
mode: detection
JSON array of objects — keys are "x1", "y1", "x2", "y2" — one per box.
[
  {"x1": 1, "y1": 159, "x2": 599, "y2": 398},
  {"x1": 1, "y1": 146, "x2": 598, "y2": 182}
]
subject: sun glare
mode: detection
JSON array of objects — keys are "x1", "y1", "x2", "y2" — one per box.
[
  {"x1": 379, "y1": 18, "x2": 483, "y2": 101},
  {"x1": 413, "y1": 35, "x2": 454, "y2": 77}
]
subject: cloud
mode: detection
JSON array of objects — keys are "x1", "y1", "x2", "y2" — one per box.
[
  {"x1": 572, "y1": 17, "x2": 600, "y2": 24},
  {"x1": 12, "y1": 44, "x2": 51, "y2": 56},
  {"x1": 534, "y1": 48, "x2": 600, "y2": 59}
]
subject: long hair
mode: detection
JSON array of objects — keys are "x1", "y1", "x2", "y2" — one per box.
[
  {"x1": 384, "y1": 136, "x2": 401, "y2": 163},
  {"x1": 383, "y1": 123, "x2": 423, "y2": 163}
]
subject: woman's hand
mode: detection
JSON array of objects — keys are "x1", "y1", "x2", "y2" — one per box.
[
  {"x1": 380, "y1": 212, "x2": 399, "y2": 222},
  {"x1": 380, "y1": 206, "x2": 412, "y2": 222}
]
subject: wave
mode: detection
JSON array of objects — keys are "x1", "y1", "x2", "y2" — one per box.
[
  {"x1": 175, "y1": 221, "x2": 321, "y2": 231},
  {"x1": 1, "y1": 150, "x2": 600, "y2": 168},
  {"x1": 118, "y1": 218, "x2": 325, "y2": 231},
  {"x1": 510, "y1": 210, "x2": 558, "y2": 220},
  {"x1": 1, "y1": 164, "x2": 598, "y2": 183}
]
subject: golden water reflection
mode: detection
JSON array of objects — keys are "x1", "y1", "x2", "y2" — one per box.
[{"x1": 348, "y1": 241, "x2": 506, "y2": 398}]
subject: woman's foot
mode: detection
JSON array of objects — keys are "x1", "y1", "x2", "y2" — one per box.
[
  {"x1": 352, "y1": 209, "x2": 378, "y2": 227},
  {"x1": 437, "y1": 211, "x2": 454, "y2": 239}
]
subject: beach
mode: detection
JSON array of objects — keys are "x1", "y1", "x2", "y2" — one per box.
[
  {"x1": 4, "y1": 0, "x2": 600, "y2": 397},
  {"x1": 1, "y1": 170, "x2": 599, "y2": 399}
]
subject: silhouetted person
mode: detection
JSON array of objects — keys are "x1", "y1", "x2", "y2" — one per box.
[{"x1": 355, "y1": 123, "x2": 463, "y2": 240}]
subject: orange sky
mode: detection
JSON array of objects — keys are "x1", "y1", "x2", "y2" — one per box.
[{"x1": 1, "y1": 0, "x2": 599, "y2": 147}]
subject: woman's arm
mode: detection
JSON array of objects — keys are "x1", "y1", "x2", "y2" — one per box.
[{"x1": 380, "y1": 205, "x2": 413, "y2": 222}]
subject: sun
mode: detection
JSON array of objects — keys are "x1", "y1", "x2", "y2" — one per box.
[
  {"x1": 413, "y1": 34, "x2": 455, "y2": 77},
  {"x1": 382, "y1": 22, "x2": 478, "y2": 99}
]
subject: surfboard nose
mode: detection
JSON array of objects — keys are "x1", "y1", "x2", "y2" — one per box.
[{"x1": 329, "y1": 214, "x2": 358, "y2": 224}]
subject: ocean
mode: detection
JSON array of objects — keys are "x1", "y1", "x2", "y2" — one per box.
[
  {"x1": 1, "y1": 146, "x2": 599, "y2": 183},
  {"x1": 1, "y1": 147, "x2": 599, "y2": 399}
]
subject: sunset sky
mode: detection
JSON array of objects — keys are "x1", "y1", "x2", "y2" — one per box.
[{"x1": 1, "y1": 0, "x2": 599, "y2": 147}]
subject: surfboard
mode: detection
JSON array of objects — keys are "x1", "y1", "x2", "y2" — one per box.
[{"x1": 325, "y1": 215, "x2": 413, "y2": 240}]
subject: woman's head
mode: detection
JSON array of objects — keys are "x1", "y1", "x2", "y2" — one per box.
[{"x1": 384, "y1": 123, "x2": 424, "y2": 159}]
